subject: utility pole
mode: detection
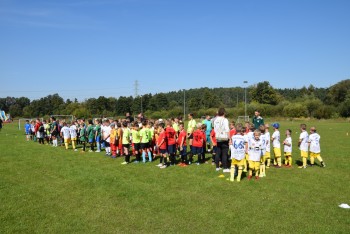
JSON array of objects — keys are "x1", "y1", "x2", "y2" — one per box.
[{"x1": 244, "y1": 81, "x2": 248, "y2": 120}]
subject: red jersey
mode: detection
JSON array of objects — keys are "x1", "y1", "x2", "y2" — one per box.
[
  {"x1": 230, "y1": 129, "x2": 237, "y2": 138},
  {"x1": 166, "y1": 127, "x2": 176, "y2": 145},
  {"x1": 210, "y1": 129, "x2": 217, "y2": 145},
  {"x1": 192, "y1": 129, "x2": 204, "y2": 147},
  {"x1": 177, "y1": 130, "x2": 187, "y2": 146},
  {"x1": 157, "y1": 131, "x2": 167, "y2": 150}
]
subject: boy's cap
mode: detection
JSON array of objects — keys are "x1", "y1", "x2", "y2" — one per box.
[
  {"x1": 110, "y1": 123, "x2": 115, "y2": 127},
  {"x1": 272, "y1": 123, "x2": 280, "y2": 129}
]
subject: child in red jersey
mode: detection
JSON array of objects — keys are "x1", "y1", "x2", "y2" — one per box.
[
  {"x1": 210, "y1": 127, "x2": 217, "y2": 165},
  {"x1": 166, "y1": 120, "x2": 177, "y2": 166},
  {"x1": 156, "y1": 123, "x2": 168, "y2": 169},
  {"x1": 177, "y1": 123, "x2": 187, "y2": 166},
  {"x1": 192, "y1": 123, "x2": 205, "y2": 165}
]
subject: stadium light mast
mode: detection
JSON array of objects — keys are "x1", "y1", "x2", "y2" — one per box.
[
  {"x1": 244, "y1": 81, "x2": 248, "y2": 118},
  {"x1": 183, "y1": 89, "x2": 186, "y2": 121}
]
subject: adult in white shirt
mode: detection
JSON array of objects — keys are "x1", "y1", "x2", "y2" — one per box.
[{"x1": 213, "y1": 108, "x2": 230, "y2": 172}]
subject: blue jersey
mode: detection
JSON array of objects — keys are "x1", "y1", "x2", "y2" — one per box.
[
  {"x1": 25, "y1": 123, "x2": 31, "y2": 134},
  {"x1": 203, "y1": 119, "x2": 212, "y2": 135}
]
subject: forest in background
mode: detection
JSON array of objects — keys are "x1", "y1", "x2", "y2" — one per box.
[{"x1": 1, "y1": 79, "x2": 350, "y2": 119}]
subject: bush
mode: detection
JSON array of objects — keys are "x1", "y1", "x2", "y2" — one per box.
[{"x1": 283, "y1": 103, "x2": 308, "y2": 118}]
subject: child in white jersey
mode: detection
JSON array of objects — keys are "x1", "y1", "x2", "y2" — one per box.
[
  {"x1": 298, "y1": 124, "x2": 309, "y2": 169},
  {"x1": 283, "y1": 129, "x2": 292, "y2": 167},
  {"x1": 228, "y1": 126, "x2": 246, "y2": 182},
  {"x1": 308, "y1": 127, "x2": 325, "y2": 167},
  {"x1": 271, "y1": 123, "x2": 281, "y2": 168},
  {"x1": 60, "y1": 122, "x2": 71, "y2": 150},
  {"x1": 247, "y1": 129, "x2": 264, "y2": 180}
]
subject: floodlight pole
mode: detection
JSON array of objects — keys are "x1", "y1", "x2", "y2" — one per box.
[
  {"x1": 244, "y1": 81, "x2": 247, "y2": 117},
  {"x1": 183, "y1": 89, "x2": 186, "y2": 121}
]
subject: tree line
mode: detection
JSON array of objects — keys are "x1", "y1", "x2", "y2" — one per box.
[{"x1": 1, "y1": 79, "x2": 349, "y2": 119}]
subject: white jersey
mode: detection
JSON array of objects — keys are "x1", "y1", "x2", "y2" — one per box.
[
  {"x1": 244, "y1": 131, "x2": 254, "y2": 143},
  {"x1": 103, "y1": 126, "x2": 111, "y2": 143},
  {"x1": 213, "y1": 116, "x2": 230, "y2": 141},
  {"x1": 309, "y1": 133, "x2": 321, "y2": 153},
  {"x1": 283, "y1": 136, "x2": 292, "y2": 153},
  {"x1": 61, "y1": 126, "x2": 71, "y2": 139},
  {"x1": 272, "y1": 130, "x2": 280, "y2": 148},
  {"x1": 260, "y1": 133, "x2": 267, "y2": 156},
  {"x1": 248, "y1": 138, "x2": 263, "y2": 161},
  {"x1": 265, "y1": 131, "x2": 271, "y2": 152},
  {"x1": 299, "y1": 131, "x2": 309, "y2": 151},
  {"x1": 230, "y1": 134, "x2": 246, "y2": 160},
  {"x1": 69, "y1": 125, "x2": 77, "y2": 138}
]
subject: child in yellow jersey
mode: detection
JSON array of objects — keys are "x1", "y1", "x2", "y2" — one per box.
[
  {"x1": 283, "y1": 129, "x2": 292, "y2": 167},
  {"x1": 110, "y1": 123, "x2": 117, "y2": 158},
  {"x1": 140, "y1": 121, "x2": 152, "y2": 163},
  {"x1": 121, "y1": 122, "x2": 131, "y2": 165},
  {"x1": 131, "y1": 123, "x2": 141, "y2": 163}
]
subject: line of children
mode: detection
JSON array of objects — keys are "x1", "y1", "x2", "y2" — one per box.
[{"x1": 24, "y1": 116, "x2": 326, "y2": 177}]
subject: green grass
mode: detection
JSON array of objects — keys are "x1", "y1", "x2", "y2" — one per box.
[{"x1": 1, "y1": 120, "x2": 350, "y2": 233}]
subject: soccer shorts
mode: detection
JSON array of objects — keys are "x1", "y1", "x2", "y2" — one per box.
[
  {"x1": 245, "y1": 153, "x2": 249, "y2": 160},
  {"x1": 160, "y1": 149, "x2": 168, "y2": 154},
  {"x1": 140, "y1": 143, "x2": 149, "y2": 150},
  {"x1": 284, "y1": 152, "x2": 292, "y2": 156},
  {"x1": 191, "y1": 146, "x2": 203, "y2": 155},
  {"x1": 168, "y1": 144, "x2": 176, "y2": 154},
  {"x1": 122, "y1": 144, "x2": 130, "y2": 149},
  {"x1": 71, "y1": 137, "x2": 77, "y2": 141},
  {"x1": 88, "y1": 138, "x2": 95, "y2": 143},
  {"x1": 134, "y1": 143, "x2": 141, "y2": 151},
  {"x1": 249, "y1": 161, "x2": 260, "y2": 170},
  {"x1": 232, "y1": 158, "x2": 244, "y2": 167},
  {"x1": 300, "y1": 150, "x2": 308, "y2": 158},
  {"x1": 274, "y1": 148, "x2": 281, "y2": 157},
  {"x1": 310, "y1": 152, "x2": 320, "y2": 158},
  {"x1": 64, "y1": 138, "x2": 71, "y2": 144}
]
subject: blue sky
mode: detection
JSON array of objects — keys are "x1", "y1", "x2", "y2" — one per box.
[{"x1": 1, "y1": 0, "x2": 349, "y2": 101}]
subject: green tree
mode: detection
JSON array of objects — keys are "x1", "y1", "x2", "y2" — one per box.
[
  {"x1": 250, "y1": 81, "x2": 280, "y2": 105},
  {"x1": 327, "y1": 79, "x2": 350, "y2": 105}
]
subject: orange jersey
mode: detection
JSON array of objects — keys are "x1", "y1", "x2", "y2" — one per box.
[
  {"x1": 177, "y1": 130, "x2": 187, "y2": 146},
  {"x1": 157, "y1": 131, "x2": 167, "y2": 150}
]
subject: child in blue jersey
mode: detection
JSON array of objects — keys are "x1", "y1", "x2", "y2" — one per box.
[{"x1": 25, "y1": 120, "x2": 31, "y2": 141}]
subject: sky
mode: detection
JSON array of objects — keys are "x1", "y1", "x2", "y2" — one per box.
[{"x1": 1, "y1": 0, "x2": 349, "y2": 101}]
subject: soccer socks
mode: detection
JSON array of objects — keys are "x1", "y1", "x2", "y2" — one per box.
[
  {"x1": 277, "y1": 157, "x2": 282, "y2": 166},
  {"x1": 148, "y1": 151, "x2": 152, "y2": 162},
  {"x1": 97, "y1": 142, "x2": 101, "y2": 151},
  {"x1": 237, "y1": 166, "x2": 243, "y2": 181},
  {"x1": 310, "y1": 157, "x2": 315, "y2": 165},
  {"x1": 160, "y1": 157, "x2": 163, "y2": 164},
  {"x1": 142, "y1": 152, "x2": 146, "y2": 163},
  {"x1": 302, "y1": 157, "x2": 307, "y2": 167},
  {"x1": 266, "y1": 158, "x2": 270, "y2": 167},
  {"x1": 230, "y1": 167, "x2": 235, "y2": 181},
  {"x1": 65, "y1": 143, "x2": 69, "y2": 149},
  {"x1": 288, "y1": 157, "x2": 292, "y2": 166},
  {"x1": 72, "y1": 140, "x2": 76, "y2": 150},
  {"x1": 285, "y1": 156, "x2": 289, "y2": 165}
]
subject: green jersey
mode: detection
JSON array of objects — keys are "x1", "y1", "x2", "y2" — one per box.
[
  {"x1": 173, "y1": 123, "x2": 179, "y2": 132},
  {"x1": 139, "y1": 128, "x2": 149, "y2": 143},
  {"x1": 86, "y1": 125, "x2": 95, "y2": 140},
  {"x1": 187, "y1": 119, "x2": 196, "y2": 134},
  {"x1": 80, "y1": 127, "x2": 86, "y2": 141},
  {"x1": 95, "y1": 125, "x2": 101, "y2": 137},
  {"x1": 148, "y1": 128, "x2": 154, "y2": 142},
  {"x1": 122, "y1": 128, "x2": 130, "y2": 144},
  {"x1": 132, "y1": 129, "x2": 141, "y2": 143}
]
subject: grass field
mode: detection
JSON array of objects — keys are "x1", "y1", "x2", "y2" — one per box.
[{"x1": 1, "y1": 120, "x2": 350, "y2": 233}]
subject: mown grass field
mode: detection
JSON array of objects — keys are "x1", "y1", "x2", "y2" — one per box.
[{"x1": 1, "y1": 119, "x2": 350, "y2": 233}]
